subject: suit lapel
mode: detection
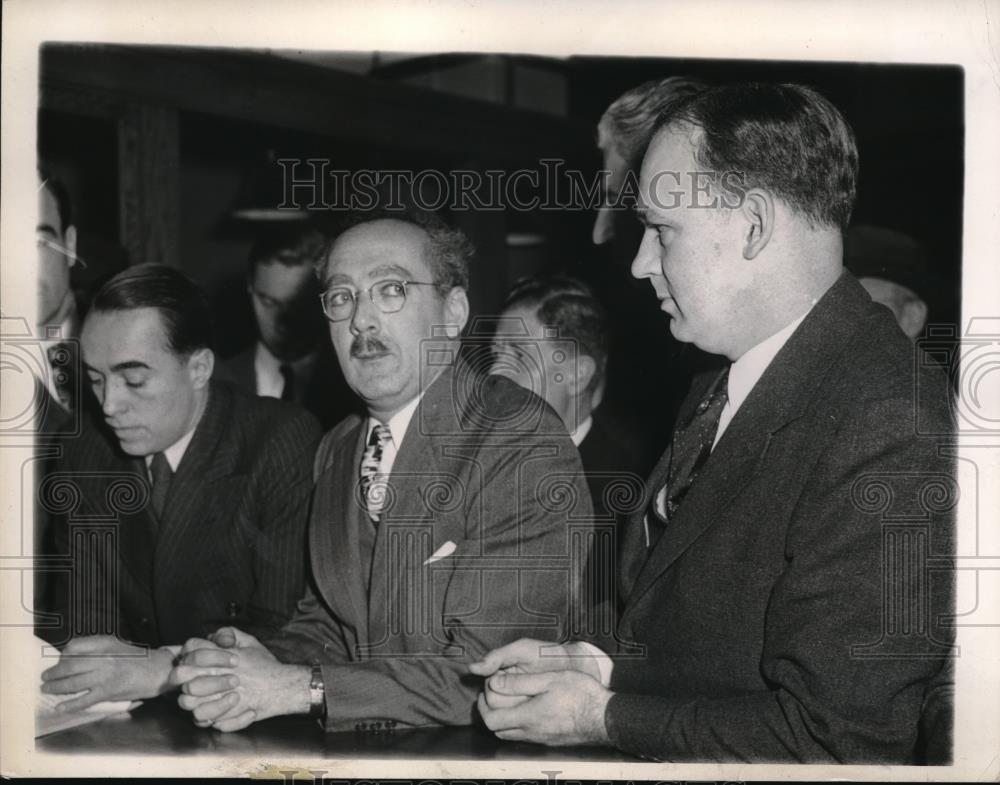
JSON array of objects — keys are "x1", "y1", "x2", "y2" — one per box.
[
  {"x1": 113, "y1": 453, "x2": 159, "y2": 589},
  {"x1": 366, "y1": 364, "x2": 463, "y2": 627},
  {"x1": 311, "y1": 419, "x2": 371, "y2": 642},
  {"x1": 152, "y1": 385, "x2": 236, "y2": 589},
  {"x1": 622, "y1": 271, "x2": 870, "y2": 616}
]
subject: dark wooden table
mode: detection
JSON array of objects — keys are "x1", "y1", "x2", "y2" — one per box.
[{"x1": 37, "y1": 697, "x2": 636, "y2": 761}]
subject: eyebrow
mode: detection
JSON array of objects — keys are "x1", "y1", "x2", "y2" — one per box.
[
  {"x1": 85, "y1": 361, "x2": 152, "y2": 374},
  {"x1": 36, "y1": 223, "x2": 59, "y2": 237},
  {"x1": 368, "y1": 264, "x2": 414, "y2": 280}
]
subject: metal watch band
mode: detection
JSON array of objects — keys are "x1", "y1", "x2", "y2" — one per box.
[{"x1": 308, "y1": 663, "x2": 325, "y2": 718}]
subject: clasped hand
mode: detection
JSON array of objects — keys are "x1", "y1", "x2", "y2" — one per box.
[
  {"x1": 169, "y1": 627, "x2": 303, "y2": 732},
  {"x1": 468, "y1": 638, "x2": 612, "y2": 746}
]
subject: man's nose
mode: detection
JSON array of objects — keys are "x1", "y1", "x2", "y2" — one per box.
[
  {"x1": 349, "y1": 290, "x2": 380, "y2": 335},
  {"x1": 592, "y1": 206, "x2": 615, "y2": 246},
  {"x1": 630, "y1": 229, "x2": 660, "y2": 280},
  {"x1": 101, "y1": 380, "x2": 127, "y2": 417}
]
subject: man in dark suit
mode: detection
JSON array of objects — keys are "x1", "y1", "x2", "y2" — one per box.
[
  {"x1": 33, "y1": 172, "x2": 85, "y2": 620},
  {"x1": 216, "y1": 222, "x2": 356, "y2": 430},
  {"x1": 472, "y1": 83, "x2": 955, "y2": 763},
  {"x1": 491, "y1": 275, "x2": 647, "y2": 624},
  {"x1": 38, "y1": 265, "x2": 320, "y2": 712},
  {"x1": 169, "y1": 212, "x2": 592, "y2": 732}
]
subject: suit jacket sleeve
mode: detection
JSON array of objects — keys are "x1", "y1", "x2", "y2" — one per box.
[
  {"x1": 605, "y1": 395, "x2": 955, "y2": 762},
  {"x1": 239, "y1": 409, "x2": 321, "y2": 640},
  {"x1": 263, "y1": 581, "x2": 352, "y2": 664},
  {"x1": 317, "y1": 428, "x2": 591, "y2": 731}
]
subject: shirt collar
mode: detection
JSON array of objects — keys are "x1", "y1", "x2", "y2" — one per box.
[
  {"x1": 727, "y1": 308, "x2": 811, "y2": 416},
  {"x1": 145, "y1": 424, "x2": 197, "y2": 473},
  {"x1": 366, "y1": 390, "x2": 426, "y2": 451},
  {"x1": 569, "y1": 415, "x2": 593, "y2": 447}
]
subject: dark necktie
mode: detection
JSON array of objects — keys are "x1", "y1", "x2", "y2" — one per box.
[
  {"x1": 651, "y1": 366, "x2": 730, "y2": 539},
  {"x1": 279, "y1": 364, "x2": 296, "y2": 402},
  {"x1": 47, "y1": 341, "x2": 76, "y2": 413},
  {"x1": 359, "y1": 424, "x2": 392, "y2": 523},
  {"x1": 149, "y1": 452, "x2": 173, "y2": 521}
]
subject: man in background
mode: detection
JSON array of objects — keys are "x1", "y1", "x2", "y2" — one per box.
[
  {"x1": 845, "y1": 224, "x2": 932, "y2": 341},
  {"x1": 39, "y1": 264, "x2": 319, "y2": 712},
  {"x1": 35, "y1": 172, "x2": 82, "y2": 426},
  {"x1": 593, "y1": 76, "x2": 706, "y2": 247},
  {"x1": 590, "y1": 77, "x2": 711, "y2": 463},
  {"x1": 492, "y1": 275, "x2": 644, "y2": 621},
  {"x1": 218, "y1": 222, "x2": 355, "y2": 429}
]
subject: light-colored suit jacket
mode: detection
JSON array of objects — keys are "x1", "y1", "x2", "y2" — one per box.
[{"x1": 265, "y1": 361, "x2": 594, "y2": 731}]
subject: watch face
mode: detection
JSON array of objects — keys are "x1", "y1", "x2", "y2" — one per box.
[{"x1": 309, "y1": 664, "x2": 325, "y2": 717}]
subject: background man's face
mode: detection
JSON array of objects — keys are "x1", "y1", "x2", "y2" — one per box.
[
  {"x1": 37, "y1": 182, "x2": 76, "y2": 327},
  {"x1": 630, "y1": 126, "x2": 751, "y2": 357},
  {"x1": 81, "y1": 307, "x2": 205, "y2": 457},
  {"x1": 491, "y1": 304, "x2": 575, "y2": 426},
  {"x1": 593, "y1": 119, "x2": 630, "y2": 246},
  {"x1": 250, "y1": 260, "x2": 320, "y2": 361},
  {"x1": 321, "y1": 219, "x2": 466, "y2": 419}
]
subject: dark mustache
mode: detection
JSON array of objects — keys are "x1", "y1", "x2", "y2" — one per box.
[{"x1": 350, "y1": 335, "x2": 390, "y2": 357}]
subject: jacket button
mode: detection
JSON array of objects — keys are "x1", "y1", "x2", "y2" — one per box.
[
  {"x1": 226, "y1": 601, "x2": 240, "y2": 617},
  {"x1": 138, "y1": 617, "x2": 149, "y2": 626}
]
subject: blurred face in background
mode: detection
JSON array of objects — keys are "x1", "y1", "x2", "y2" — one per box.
[
  {"x1": 250, "y1": 260, "x2": 322, "y2": 361},
  {"x1": 37, "y1": 179, "x2": 77, "y2": 328},
  {"x1": 592, "y1": 118, "x2": 630, "y2": 247},
  {"x1": 491, "y1": 304, "x2": 592, "y2": 430}
]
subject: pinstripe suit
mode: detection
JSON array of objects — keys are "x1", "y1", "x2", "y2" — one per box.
[
  {"x1": 43, "y1": 381, "x2": 321, "y2": 648},
  {"x1": 264, "y1": 362, "x2": 594, "y2": 731}
]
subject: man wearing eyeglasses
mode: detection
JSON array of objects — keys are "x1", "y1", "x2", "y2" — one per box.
[
  {"x1": 170, "y1": 211, "x2": 592, "y2": 733},
  {"x1": 35, "y1": 172, "x2": 82, "y2": 427}
]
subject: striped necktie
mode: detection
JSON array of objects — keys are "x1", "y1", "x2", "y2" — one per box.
[
  {"x1": 359, "y1": 424, "x2": 392, "y2": 522},
  {"x1": 650, "y1": 366, "x2": 730, "y2": 543}
]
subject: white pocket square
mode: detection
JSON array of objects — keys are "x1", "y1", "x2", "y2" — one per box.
[{"x1": 424, "y1": 540, "x2": 457, "y2": 565}]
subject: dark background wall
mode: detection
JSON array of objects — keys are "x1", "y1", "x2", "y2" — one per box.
[{"x1": 37, "y1": 45, "x2": 964, "y2": 454}]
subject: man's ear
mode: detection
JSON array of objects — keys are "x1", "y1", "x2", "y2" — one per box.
[
  {"x1": 740, "y1": 190, "x2": 775, "y2": 261},
  {"x1": 570, "y1": 354, "x2": 597, "y2": 396},
  {"x1": 443, "y1": 287, "x2": 470, "y2": 338},
  {"x1": 64, "y1": 225, "x2": 78, "y2": 269},
  {"x1": 898, "y1": 298, "x2": 929, "y2": 340},
  {"x1": 187, "y1": 348, "x2": 215, "y2": 389}
]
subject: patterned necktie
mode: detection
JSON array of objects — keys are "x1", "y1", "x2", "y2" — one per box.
[
  {"x1": 359, "y1": 424, "x2": 392, "y2": 523},
  {"x1": 46, "y1": 341, "x2": 76, "y2": 412},
  {"x1": 657, "y1": 365, "x2": 730, "y2": 527},
  {"x1": 149, "y1": 451, "x2": 173, "y2": 521},
  {"x1": 279, "y1": 364, "x2": 296, "y2": 402}
]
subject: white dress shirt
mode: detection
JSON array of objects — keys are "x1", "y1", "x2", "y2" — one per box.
[
  {"x1": 364, "y1": 391, "x2": 426, "y2": 480},
  {"x1": 144, "y1": 425, "x2": 197, "y2": 477},
  {"x1": 569, "y1": 415, "x2": 594, "y2": 448}
]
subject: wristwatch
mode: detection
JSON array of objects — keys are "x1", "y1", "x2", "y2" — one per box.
[{"x1": 308, "y1": 664, "x2": 325, "y2": 718}]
